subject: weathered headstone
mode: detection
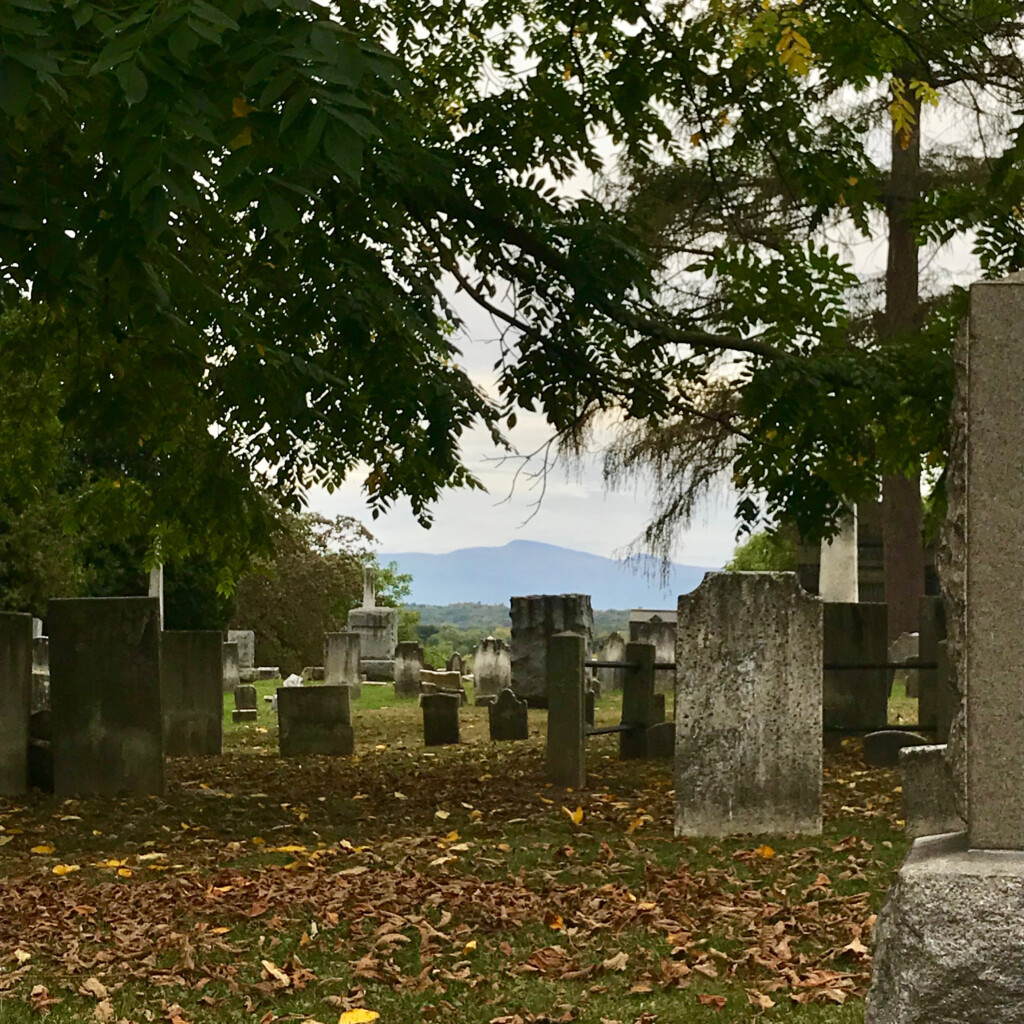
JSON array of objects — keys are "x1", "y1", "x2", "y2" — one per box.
[
  {"x1": 421, "y1": 668, "x2": 465, "y2": 703},
  {"x1": 278, "y1": 685, "x2": 354, "y2": 756},
  {"x1": 917, "y1": 596, "x2": 945, "y2": 731},
  {"x1": 900, "y1": 744, "x2": 964, "y2": 840},
  {"x1": 161, "y1": 631, "x2": 223, "y2": 756},
  {"x1": 446, "y1": 651, "x2": 465, "y2": 675},
  {"x1": 595, "y1": 631, "x2": 627, "y2": 690},
  {"x1": 233, "y1": 684, "x2": 258, "y2": 722},
  {"x1": 489, "y1": 687, "x2": 528, "y2": 741},
  {"x1": 48, "y1": 597, "x2": 164, "y2": 797},
  {"x1": 863, "y1": 729, "x2": 927, "y2": 768},
  {"x1": 324, "y1": 631, "x2": 361, "y2": 699},
  {"x1": 819, "y1": 512, "x2": 858, "y2": 602},
  {"x1": 227, "y1": 629, "x2": 256, "y2": 669},
  {"x1": 0, "y1": 612, "x2": 32, "y2": 795},
  {"x1": 421, "y1": 691, "x2": 460, "y2": 746},
  {"x1": 647, "y1": 721, "x2": 675, "y2": 760},
  {"x1": 31, "y1": 634, "x2": 49, "y2": 713},
  {"x1": 346, "y1": 568, "x2": 398, "y2": 681},
  {"x1": 31, "y1": 617, "x2": 43, "y2": 639},
  {"x1": 282, "y1": 672, "x2": 304, "y2": 688},
  {"x1": 675, "y1": 573, "x2": 822, "y2": 836},
  {"x1": 867, "y1": 275, "x2": 1024, "y2": 1023},
  {"x1": 394, "y1": 641, "x2": 424, "y2": 698},
  {"x1": 890, "y1": 630, "x2": 920, "y2": 697},
  {"x1": 222, "y1": 641, "x2": 241, "y2": 693},
  {"x1": 473, "y1": 635, "x2": 511, "y2": 698},
  {"x1": 252, "y1": 666, "x2": 281, "y2": 680},
  {"x1": 545, "y1": 632, "x2": 585, "y2": 789},
  {"x1": 148, "y1": 563, "x2": 165, "y2": 628},
  {"x1": 823, "y1": 602, "x2": 888, "y2": 731},
  {"x1": 629, "y1": 612, "x2": 676, "y2": 693},
  {"x1": 620, "y1": 642, "x2": 656, "y2": 760},
  {"x1": 511, "y1": 594, "x2": 593, "y2": 703},
  {"x1": 301, "y1": 665, "x2": 325, "y2": 681}
]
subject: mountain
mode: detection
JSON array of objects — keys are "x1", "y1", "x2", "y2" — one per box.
[{"x1": 379, "y1": 540, "x2": 717, "y2": 610}]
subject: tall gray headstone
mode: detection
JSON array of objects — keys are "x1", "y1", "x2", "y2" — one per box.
[
  {"x1": 867, "y1": 275, "x2": 1024, "y2": 1024},
  {"x1": 675, "y1": 572, "x2": 822, "y2": 836},
  {"x1": 629, "y1": 613, "x2": 676, "y2": 693},
  {"x1": 278, "y1": 685, "x2": 353, "y2": 756},
  {"x1": 347, "y1": 606, "x2": 398, "y2": 681},
  {"x1": 222, "y1": 641, "x2": 241, "y2": 693},
  {"x1": 148, "y1": 564, "x2": 164, "y2": 628},
  {"x1": 393, "y1": 641, "x2": 424, "y2": 698},
  {"x1": 0, "y1": 612, "x2": 32, "y2": 795},
  {"x1": 161, "y1": 630, "x2": 223, "y2": 756},
  {"x1": 823, "y1": 602, "x2": 888, "y2": 731},
  {"x1": 227, "y1": 629, "x2": 255, "y2": 670},
  {"x1": 48, "y1": 597, "x2": 164, "y2": 797},
  {"x1": 511, "y1": 594, "x2": 592, "y2": 702},
  {"x1": 620, "y1": 641, "x2": 656, "y2": 760},
  {"x1": 324, "y1": 631, "x2": 361, "y2": 700},
  {"x1": 473, "y1": 635, "x2": 511, "y2": 697},
  {"x1": 421, "y1": 691, "x2": 460, "y2": 746},
  {"x1": 595, "y1": 631, "x2": 626, "y2": 690},
  {"x1": 545, "y1": 632, "x2": 586, "y2": 789},
  {"x1": 819, "y1": 511, "x2": 858, "y2": 603}
]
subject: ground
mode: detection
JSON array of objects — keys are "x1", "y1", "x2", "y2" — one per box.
[{"x1": 0, "y1": 682, "x2": 917, "y2": 1024}]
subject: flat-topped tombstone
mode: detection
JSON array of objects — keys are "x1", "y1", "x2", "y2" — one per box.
[
  {"x1": 0, "y1": 612, "x2": 33, "y2": 795},
  {"x1": 233, "y1": 684, "x2": 258, "y2": 723},
  {"x1": 818, "y1": 512, "x2": 858, "y2": 603},
  {"x1": 161, "y1": 631, "x2": 223, "y2": 756},
  {"x1": 227, "y1": 629, "x2": 255, "y2": 669},
  {"x1": 421, "y1": 691, "x2": 460, "y2": 746},
  {"x1": 324, "y1": 631, "x2": 360, "y2": 699},
  {"x1": 512, "y1": 594, "x2": 593, "y2": 702},
  {"x1": 473, "y1": 635, "x2": 511, "y2": 697},
  {"x1": 347, "y1": 570, "x2": 398, "y2": 682},
  {"x1": 489, "y1": 688, "x2": 528, "y2": 741},
  {"x1": 394, "y1": 642, "x2": 424, "y2": 698},
  {"x1": 277, "y1": 685, "x2": 353, "y2": 756},
  {"x1": 222, "y1": 642, "x2": 241, "y2": 693},
  {"x1": 48, "y1": 597, "x2": 164, "y2": 797},
  {"x1": 545, "y1": 632, "x2": 585, "y2": 789},
  {"x1": 675, "y1": 572, "x2": 822, "y2": 836},
  {"x1": 629, "y1": 613, "x2": 676, "y2": 693}
]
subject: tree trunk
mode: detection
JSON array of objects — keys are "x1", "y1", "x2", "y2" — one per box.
[{"x1": 881, "y1": 81, "x2": 925, "y2": 643}]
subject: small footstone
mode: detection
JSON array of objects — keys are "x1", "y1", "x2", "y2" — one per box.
[{"x1": 863, "y1": 730, "x2": 928, "y2": 768}]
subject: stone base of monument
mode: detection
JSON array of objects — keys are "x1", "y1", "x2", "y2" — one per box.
[
  {"x1": 866, "y1": 832, "x2": 1024, "y2": 1024},
  {"x1": 362, "y1": 659, "x2": 395, "y2": 682},
  {"x1": 232, "y1": 709, "x2": 258, "y2": 723}
]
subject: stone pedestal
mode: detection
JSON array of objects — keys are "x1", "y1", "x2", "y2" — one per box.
[
  {"x1": 48, "y1": 597, "x2": 164, "y2": 797},
  {"x1": 511, "y1": 594, "x2": 592, "y2": 703},
  {"x1": 324, "y1": 631, "x2": 361, "y2": 699},
  {"x1": 620, "y1": 642, "x2": 656, "y2": 760},
  {"x1": 421, "y1": 692, "x2": 460, "y2": 746},
  {"x1": 675, "y1": 572, "x2": 821, "y2": 836},
  {"x1": 866, "y1": 833, "x2": 1024, "y2": 1024},
  {"x1": 161, "y1": 630, "x2": 223, "y2": 756},
  {"x1": 347, "y1": 605, "x2": 398, "y2": 681},
  {"x1": 278, "y1": 685, "x2": 354, "y2": 756},
  {"x1": 545, "y1": 632, "x2": 585, "y2": 789},
  {"x1": 0, "y1": 612, "x2": 33, "y2": 795},
  {"x1": 823, "y1": 602, "x2": 888, "y2": 731},
  {"x1": 473, "y1": 635, "x2": 511, "y2": 697}
]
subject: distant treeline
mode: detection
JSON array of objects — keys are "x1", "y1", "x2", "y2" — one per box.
[{"x1": 406, "y1": 603, "x2": 631, "y2": 639}]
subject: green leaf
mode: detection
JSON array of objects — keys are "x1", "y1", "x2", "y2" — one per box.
[
  {"x1": 116, "y1": 61, "x2": 148, "y2": 105},
  {"x1": 323, "y1": 120, "x2": 362, "y2": 182},
  {"x1": 167, "y1": 23, "x2": 198, "y2": 65}
]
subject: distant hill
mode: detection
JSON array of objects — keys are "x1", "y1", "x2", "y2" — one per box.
[
  {"x1": 380, "y1": 540, "x2": 716, "y2": 610},
  {"x1": 406, "y1": 602, "x2": 630, "y2": 636}
]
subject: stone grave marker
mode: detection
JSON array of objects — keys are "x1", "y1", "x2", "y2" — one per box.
[
  {"x1": 512, "y1": 594, "x2": 592, "y2": 703},
  {"x1": 222, "y1": 641, "x2": 241, "y2": 693},
  {"x1": 620, "y1": 641, "x2": 657, "y2": 760},
  {"x1": 545, "y1": 632, "x2": 585, "y2": 789},
  {"x1": 394, "y1": 642, "x2": 424, "y2": 698},
  {"x1": 818, "y1": 512, "x2": 858, "y2": 602},
  {"x1": 647, "y1": 721, "x2": 675, "y2": 760},
  {"x1": 325, "y1": 631, "x2": 361, "y2": 699},
  {"x1": 595, "y1": 631, "x2": 626, "y2": 690},
  {"x1": 31, "y1": 634, "x2": 49, "y2": 713},
  {"x1": 474, "y1": 635, "x2": 511, "y2": 698},
  {"x1": 347, "y1": 568, "x2": 398, "y2": 681},
  {"x1": 278, "y1": 685, "x2": 354, "y2": 756},
  {"x1": 489, "y1": 688, "x2": 528, "y2": 741},
  {"x1": 446, "y1": 651, "x2": 465, "y2": 675},
  {"x1": 899, "y1": 744, "x2": 964, "y2": 840},
  {"x1": 233, "y1": 684, "x2": 258, "y2": 722},
  {"x1": 48, "y1": 597, "x2": 164, "y2": 797},
  {"x1": 863, "y1": 729, "x2": 927, "y2": 768},
  {"x1": 0, "y1": 612, "x2": 32, "y2": 795},
  {"x1": 421, "y1": 691, "x2": 460, "y2": 746},
  {"x1": 629, "y1": 612, "x2": 676, "y2": 693},
  {"x1": 227, "y1": 629, "x2": 255, "y2": 670},
  {"x1": 823, "y1": 602, "x2": 888, "y2": 731},
  {"x1": 161, "y1": 630, "x2": 223, "y2": 756},
  {"x1": 675, "y1": 572, "x2": 822, "y2": 836}
]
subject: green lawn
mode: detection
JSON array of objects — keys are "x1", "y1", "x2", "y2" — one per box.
[{"x1": 0, "y1": 687, "x2": 908, "y2": 1024}]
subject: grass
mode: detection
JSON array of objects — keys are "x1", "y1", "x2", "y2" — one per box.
[{"x1": 0, "y1": 685, "x2": 912, "y2": 1024}]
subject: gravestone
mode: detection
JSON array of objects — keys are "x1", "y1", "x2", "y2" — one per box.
[
  {"x1": 394, "y1": 641, "x2": 424, "y2": 698},
  {"x1": 489, "y1": 688, "x2": 528, "y2": 741},
  {"x1": 595, "y1": 631, "x2": 626, "y2": 690},
  {"x1": 149, "y1": 564, "x2": 164, "y2": 628},
  {"x1": 301, "y1": 666, "x2": 325, "y2": 681},
  {"x1": 675, "y1": 572, "x2": 822, "y2": 836},
  {"x1": 324, "y1": 631, "x2": 361, "y2": 699},
  {"x1": 900, "y1": 744, "x2": 964, "y2": 840},
  {"x1": 473, "y1": 635, "x2": 511, "y2": 697},
  {"x1": 252, "y1": 666, "x2": 280, "y2": 680},
  {"x1": 346, "y1": 568, "x2": 398, "y2": 681},
  {"x1": 32, "y1": 617, "x2": 43, "y2": 639},
  {"x1": 545, "y1": 632, "x2": 585, "y2": 788},
  {"x1": 161, "y1": 631, "x2": 223, "y2": 756},
  {"x1": 446, "y1": 651, "x2": 465, "y2": 675},
  {"x1": 233, "y1": 684, "x2": 258, "y2": 722},
  {"x1": 823, "y1": 602, "x2": 888, "y2": 731},
  {"x1": 863, "y1": 729, "x2": 928, "y2": 768},
  {"x1": 889, "y1": 631, "x2": 920, "y2": 697},
  {"x1": 647, "y1": 721, "x2": 675, "y2": 760},
  {"x1": 511, "y1": 594, "x2": 593, "y2": 703},
  {"x1": 227, "y1": 629, "x2": 255, "y2": 669},
  {"x1": 585, "y1": 686, "x2": 595, "y2": 728},
  {"x1": 651, "y1": 693, "x2": 666, "y2": 725},
  {"x1": 421, "y1": 691, "x2": 460, "y2": 746},
  {"x1": 0, "y1": 612, "x2": 32, "y2": 795},
  {"x1": 420, "y1": 669, "x2": 465, "y2": 703},
  {"x1": 620, "y1": 642, "x2": 657, "y2": 760},
  {"x1": 819, "y1": 512, "x2": 858, "y2": 602},
  {"x1": 867, "y1": 275, "x2": 1024, "y2": 1023},
  {"x1": 222, "y1": 642, "x2": 241, "y2": 692},
  {"x1": 277, "y1": 685, "x2": 353, "y2": 756},
  {"x1": 629, "y1": 613, "x2": 676, "y2": 693},
  {"x1": 48, "y1": 597, "x2": 164, "y2": 797},
  {"x1": 917, "y1": 596, "x2": 945, "y2": 731},
  {"x1": 31, "y1": 634, "x2": 49, "y2": 713}
]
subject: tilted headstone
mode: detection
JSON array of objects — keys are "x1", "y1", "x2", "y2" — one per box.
[
  {"x1": 545, "y1": 632, "x2": 585, "y2": 789},
  {"x1": 222, "y1": 641, "x2": 241, "y2": 693},
  {"x1": 867, "y1": 276, "x2": 1024, "y2": 1024},
  {"x1": 394, "y1": 641, "x2": 424, "y2": 698},
  {"x1": 629, "y1": 613, "x2": 676, "y2": 693},
  {"x1": 278, "y1": 685, "x2": 353, "y2": 756},
  {"x1": 421, "y1": 691, "x2": 460, "y2": 746},
  {"x1": 48, "y1": 597, "x2": 164, "y2": 797},
  {"x1": 233, "y1": 684, "x2": 258, "y2": 722},
  {"x1": 324, "y1": 631, "x2": 361, "y2": 699},
  {"x1": 511, "y1": 594, "x2": 593, "y2": 703},
  {"x1": 0, "y1": 612, "x2": 32, "y2": 796},
  {"x1": 595, "y1": 631, "x2": 626, "y2": 690},
  {"x1": 489, "y1": 687, "x2": 528, "y2": 741},
  {"x1": 227, "y1": 629, "x2": 256, "y2": 669},
  {"x1": 675, "y1": 572, "x2": 822, "y2": 836},
  {"x1": 473, "y1": 635, "x2": 511, "y2": 697},
  {"x1": 161, "y1": 630, "x2": 223, "y2": 756},
  {"x1": 818, "y1": 512, "x2": 858, "y2": 603},
  {"x1": 899, "y1": 744, "x2": 964, "y2": 840},
  {"x1": 282, "y1": 673, "x2": 303, "y2": 687},
  {"x1": 823, "y1": 602, "x2": 888, "y2": 731}
]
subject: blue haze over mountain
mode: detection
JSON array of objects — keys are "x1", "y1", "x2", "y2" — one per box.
[{"x1": 380, "y1": 540, "x2": 719, "y2": 610}]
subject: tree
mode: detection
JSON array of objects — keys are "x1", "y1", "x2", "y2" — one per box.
[{"x1": 725, "y1": 530, "x2": 798, "y2": 573}]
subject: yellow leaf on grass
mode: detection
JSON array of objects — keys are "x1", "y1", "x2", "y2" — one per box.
[
  {"x1": 271, "y1": 845, "x2": 308, "y2": 854},
  {"x1": 13, "y1": 949, "x2": 31, "y2": 964},
  {"x1": 545, "y1": 911, "x2": 564, "y2": 931},
  {"x1": 31, "y1": 845, "x2": 54, "y2": 855},
  {"x1": 753, "y1": 844, "x2": 775, "y2": 859},
  {"x1": 117, "y1": 868, "x2": 132, "y2": 878},
  {"x1": 463, "y1": 939, "x2": 477, "y2": 954},
  {"x1": 52, "y1": 864, "x2": 80, "y2": 876},
  {"x1": 339, "y1": 1011, "x2": 380, "y2": 1024},
  {"x1": 443, "y1": 830, "x2": 459, "y2": 842},
  {"x1": 563, "y1": 805, "x2": 584, "y2": 826}
]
